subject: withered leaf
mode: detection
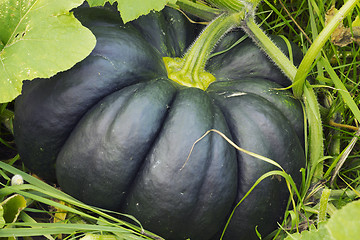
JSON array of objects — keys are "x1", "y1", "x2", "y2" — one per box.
[{"x1": 325, "y1": 6, "x2": 359, "y2": 47}]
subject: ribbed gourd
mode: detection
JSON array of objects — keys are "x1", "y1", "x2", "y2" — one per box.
[{"x1": 14, "y1": 5, "x2": 306, "y2": 240}]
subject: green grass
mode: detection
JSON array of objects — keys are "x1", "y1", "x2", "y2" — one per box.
[
  {"x1": 1, "y1": 0, "x2": 360, "y2": 239},
  {"x1": 255, "y1": 0, "x2": 360, "y2": 238}
]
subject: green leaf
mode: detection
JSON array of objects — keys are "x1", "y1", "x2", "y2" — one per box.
[
  {"x1": 0, "y1": 194, "x2": 26, "y2": 224},
  {"x1": 352, "y1": 15, "x2": 360, "y2": 27},
  {"x1": 285, "y1": 200, "x2": 360, "y2": 240},
  {"x1": 80, "y1": 233, "x2": 118, "y2": 240},
  {"x1": 0, "y1": 0, "x2": 96, "y2": 103},
  {"x1": 0, "y1": 162, "x2": 162, "y2": 240},
  {"x1": 0, "y1": 206, "x2": 5, "y2": 228},
  {"x1": 87, "y1": 0, "x2": 177, "y2": 23},
  {"x1": 285, "y1": 225, "x2": 330, "y2": 240},
  {"x1": 326, "y1": 200, "x2": 360, "y2": 239},
  {"x1": 292, "y1": 0, "x2": 359, "y2": 98}
]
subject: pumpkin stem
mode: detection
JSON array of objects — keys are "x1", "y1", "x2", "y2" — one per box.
[{"x1": 163, "y1": 12, "x2": 244, "y2": 90}]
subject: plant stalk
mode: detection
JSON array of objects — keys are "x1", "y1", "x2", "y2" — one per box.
[
  {"x1": 206, "y1": 0, "x2": 244, "y2": 12},
  {"x1": 244, "y1": 17, "x2": 324, "y2": 185},
  {"x1": 169, "y1": 0, "x2": 223, "y2": 21},
  {"x1": 244, "y1": 17, "x2": 298, "y2": 80},
  {"x1": 314, "y1": 186, "x2": 360, "y2": 201},
  {"x1": 318, "y1": 188, "x2": 331, "y2": 223},
  {"x1": 163, "y1": 11, "x2": 245, "y2": 90}
]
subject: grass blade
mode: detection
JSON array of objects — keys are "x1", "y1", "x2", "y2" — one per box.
[{"x1": 292, "y1": 0, "x2": 359, "y2": 98}]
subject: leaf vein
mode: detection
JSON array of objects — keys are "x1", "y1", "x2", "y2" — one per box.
[{"x1": 8, "y1": 0, "x2": 40, "y2": 45}]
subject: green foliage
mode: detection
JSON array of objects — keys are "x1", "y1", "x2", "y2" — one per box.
[
  {"x1": 87, "y1": 0, "x2": 177, "y2": 23},
  {"x1": 0, "y1": 194, "x2": 26, "y2": 225},
  {"x1": 0, "y1": 161, "x2": 161, "y2": 239},
  {"x1": 291, "y1": 0, "x2": 359, "y2": 98},
  {"x1": 285, "y1": 225, "x2": 329, "y2": 240},
  {"x1": 80, "y1": 233, "x2": 119, "y2": 240},
  {"x1": 0, "y1": 0, "x2": 96, "y2": 103},
  {"x1": 285, "y1": 199, "x2": 360, "y2": 240},
  {"x1": 255, "y1": 0, "x2": 360, "y2": 238}
]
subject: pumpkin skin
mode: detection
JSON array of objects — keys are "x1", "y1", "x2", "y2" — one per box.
[{"x1": 14, "y1": 5, "x2": 306, "y2": 240}]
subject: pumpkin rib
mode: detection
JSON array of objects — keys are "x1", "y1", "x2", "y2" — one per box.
[
  {"x1": 121, "y1": 87, "x2": 237, "y2": 240},
  {"x1": 210, "y1": 91, "x2": 304, "y2": 239},
  {"x1": 56, "y1": 78, "x2": 179, "y2": 210},
  {"x1": 207, "y1": 78, "x2": 304, "y2": 144},
  {"x1": 131, "y1": 7, "x2": 199, "y2": 58},
  {"x1": 183, "y1": 106, "x2": 238, "y2": 239},
  {"x1": 113, "y1": 78, "x2": 181, "y2": 206}
]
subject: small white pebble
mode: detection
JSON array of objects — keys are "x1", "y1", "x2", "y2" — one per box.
[{"x1": 11, "y1": 174, "x2": 24, "y2": 186}]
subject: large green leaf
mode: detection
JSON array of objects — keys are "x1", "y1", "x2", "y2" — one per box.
[
  {"x1": 325, "y1": 199, "x2": 360, "y2": 239},
  {"x1": 87, "y1": 0, "x2": 177, "y2": 23},
  {"x1": 0, "y1": 194, "x2": 26, "y2": 224},
  {"x1": 0, "y1": 0, "x2": 96, "y2": 103},
  {"x1": 285, "y1": 200, "x2": 360, "y2": 240},
  {"x1": 284, "y1": 225, "x2": 330, "y2": 240}
]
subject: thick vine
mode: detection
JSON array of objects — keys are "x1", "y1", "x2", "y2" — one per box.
[{"x1": 163, "y1": 11, "x2": 245, "y2": 90}]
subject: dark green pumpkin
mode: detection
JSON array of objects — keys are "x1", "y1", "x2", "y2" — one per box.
[{"x1": 14, "y1": 5, "x2": 305, "y2": 240}]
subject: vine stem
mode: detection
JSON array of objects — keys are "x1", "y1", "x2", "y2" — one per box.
[
  {"x1": 244, "y1": 0, "x2": 359, "y2": 184},
  {"x1": 245, "y1": 17, "x2": 324, "y2": 185},
  {"x1": 168, "y1": 0, "x2": 223, "y2": 21},
  {"x1": 244, "y1": 17, "x2": 297, "y2": 80},
  {"x1": 206, "y1": 0, "x2": 244, "y2": 12},
  {"x1": 318, "y1": 188, "x2": 331, "y2": 223},
  {"x1": 163, "y1": 11, "x2": 245, "y2": 90}
]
